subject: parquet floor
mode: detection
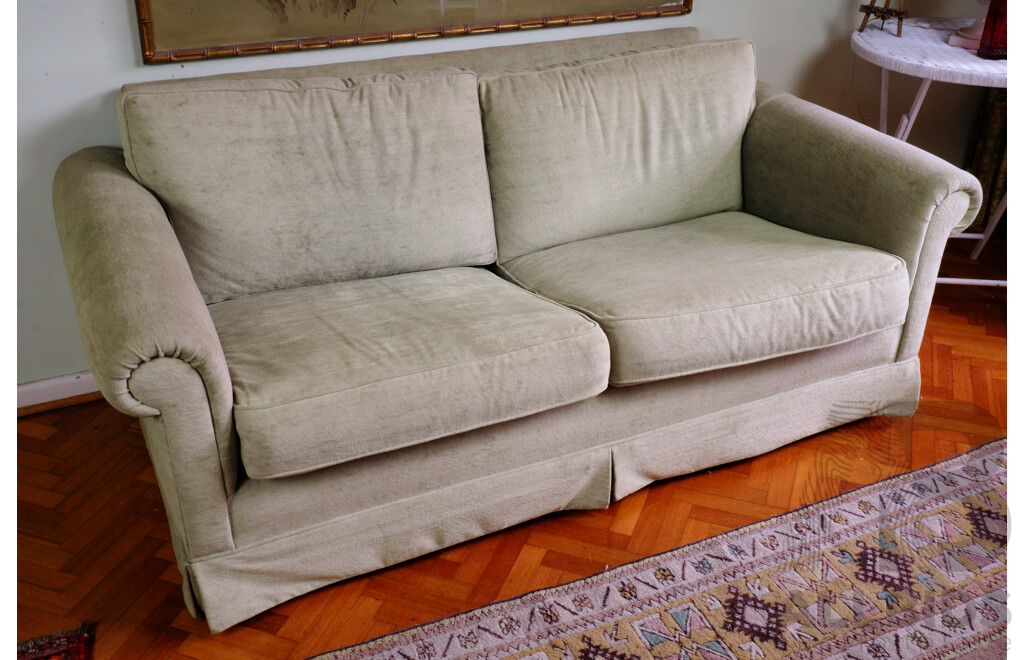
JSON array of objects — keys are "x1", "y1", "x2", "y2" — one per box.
[{"x1": 18, "y1": 243, "x2": 1006, "y2": 659}]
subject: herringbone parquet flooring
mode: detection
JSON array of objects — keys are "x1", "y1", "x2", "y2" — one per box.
[{"x1": 18, "y1": 275, "x2": 1006, "y2": 658}]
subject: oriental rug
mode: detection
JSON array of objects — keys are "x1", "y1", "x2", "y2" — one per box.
[
  {"x1": 16, "y1": 622, "x2": 94, "y2": 660},
  {"x1": 313, "y1": 439, "x2": 1008, "y2": 660}
]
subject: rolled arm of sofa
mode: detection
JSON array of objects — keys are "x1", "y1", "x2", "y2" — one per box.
[
  {"x1": 52, "y1": 147, "x2": 237, "y2": 491},
  {"x1": 742, "y1": 83, "x2": 982, "y2": 361}
]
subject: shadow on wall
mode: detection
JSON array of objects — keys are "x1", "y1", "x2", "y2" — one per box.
[
  {"x1": 791, "y1": 4, "x2": 863, "y2": 111},
  {"x1": 15, "y1": 84, "x2": 126, "y2": 373},
  {"x1": 792, "y1": 0, "x2": 984, "y2": 168}
]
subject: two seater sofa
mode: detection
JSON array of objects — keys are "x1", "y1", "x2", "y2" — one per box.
[{"x1": 53, "y1": 27, "x2": 981, "y2": 632}]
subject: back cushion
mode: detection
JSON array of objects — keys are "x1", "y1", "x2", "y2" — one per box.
[
  {"x1": 119, "y1": 69, "x2": 496, "y2": 303},
  {"x1": 479, "y1": 40, "x2": 757, "y2": 263}
]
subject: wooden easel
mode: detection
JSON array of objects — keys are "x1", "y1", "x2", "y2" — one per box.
[{"x1": 858, "y1": 0, "x2": 909, "y2": 37}]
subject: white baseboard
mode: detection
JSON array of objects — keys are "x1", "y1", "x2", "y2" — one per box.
[{"x1": 17, "y1": 371, "x2": 99, "y2": 409}]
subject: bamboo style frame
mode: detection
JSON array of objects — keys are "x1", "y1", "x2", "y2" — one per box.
[{"x1": 134, "y1": 0, "x2": 693, "y2": 64}]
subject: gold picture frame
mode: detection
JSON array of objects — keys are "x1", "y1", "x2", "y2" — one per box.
[{"x1": 134, "y1": 0, "x2": 693, "y2": 64}]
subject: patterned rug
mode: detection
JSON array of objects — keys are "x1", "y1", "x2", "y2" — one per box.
[
  {"x1": 17, "y1": 623, "x2": 94, "y2": 660},
  {"x1": 312, "y1": 439, "x2": 1007, "y2": 660}
]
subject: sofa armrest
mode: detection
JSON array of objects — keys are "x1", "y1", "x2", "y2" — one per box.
[
  {"x1": 53, "y1": 146, "x2": 237, "y2": 494},
  {"x1": 742, "y1": 83, "x2": 982, "y2": 362}
]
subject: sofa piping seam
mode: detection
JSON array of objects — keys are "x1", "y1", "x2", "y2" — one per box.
[
  {"x1": 129, "y1": 356, "x2": 236, "y2": 504},
  {"x1": 609, "y1": 322, "x2": 905, "y2": 386},
  {"x1": 204, "y1": 357, "x2": 917, "y2": 558},
  {"x1": 907, "y1": 188, "x2": 975, "y2": 293},
  {"x1": 231, "y1": 322, "x2": 605, "y2": 413},
  {"x1": 531, "y1": 261, "x2": 907, "y2": 323},
  {"x1": 244, "y1": 373, "x2": 608, "y2": 479}
]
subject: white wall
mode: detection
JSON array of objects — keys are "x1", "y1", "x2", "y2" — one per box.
[{"x1": 17, "y1": 0, "x2": 980, "y2": 386}]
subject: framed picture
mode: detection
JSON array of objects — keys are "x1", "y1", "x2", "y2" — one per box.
[{"x1": 134, "y1": 0, "x2": 693, "y2": 64}]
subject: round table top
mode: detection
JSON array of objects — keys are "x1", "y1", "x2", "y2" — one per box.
[{"x1": 851, "y1": 17, "x2": 1006, "y2": 87}]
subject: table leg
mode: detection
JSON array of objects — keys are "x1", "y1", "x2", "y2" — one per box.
[
  {"x1": 894, "y1": 78, "x2": 931, "y2": 141},
  {"x1": 863, "y1": 44, "x2": 1005, "y2": 286},
  {"x1": 969, "y1": 193, "x2": 1007, "y2": 260},
  {"x1": 880, "y1": 69, "x2": 889, "y2": 135},
  {"x1": 939, "y1": 192, "x2": 1007, "y2": 286},
  {"x1": 935, "y1": 277, "x2": 1007, "y2": 286}
]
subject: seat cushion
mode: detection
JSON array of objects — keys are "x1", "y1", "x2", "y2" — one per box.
[
  {"x1": 119, "y1": 68, "x2": 496, "y2": 303},
  {"x1": 478, "y1": 39, "x2": 756, "y2": 263},
  {"x1": 500, "y1": 212, "x2": 910, "y2": 386},
  {"x1": 208, "y1": 267, "x2": 610, "y2": 479}
]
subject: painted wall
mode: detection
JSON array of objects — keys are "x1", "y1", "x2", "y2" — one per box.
[{"x1": 17, "y1": 0, "x2": 981, "y2": 386}]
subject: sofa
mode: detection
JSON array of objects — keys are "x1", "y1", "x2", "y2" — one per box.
[{"x1": 52, "y1": 26, "x2": 981, "y2": 633}]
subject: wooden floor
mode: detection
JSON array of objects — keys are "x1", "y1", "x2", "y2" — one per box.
[{"x1": 17, "y1": 242, "x2": 1006, "y2": 659}]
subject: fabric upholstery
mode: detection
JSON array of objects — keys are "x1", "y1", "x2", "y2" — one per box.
[
  {"x1": 202, "y1": 349, "x2": 917, "y2": 632},
  {"x1": 130, "y1": 359, "x2": 235, "y2": 562},
  {"x1": 52, "y1": 147, "x2": 238, "y2": 494},
  {"x1": 230, "y1": 325, "x2": 903, "y2": 544},
  {"x1": 742, "y1": 83, "x2": 982, "y2": 361},
  {"x1": 501, "y1": 212, "x2": 910, "y2": 385},
  {"x1": 119, "y1": 69, "x2": 495, "y2": 303},
  {"x1": 894, "y1": 191, "x2": 974, "y2": 361},
  {"x1": 479, "y1": 39, "x2": 756, "y2": 262},
  {"x1": 51, "y1": 26, "x2": 981, "y2": 635},
  {"x1": 208, "y1": 267, "x2": 610, "y2": 478},
  {"x1": 608, "y1": 357, "x2": 920, "y2": 500}
]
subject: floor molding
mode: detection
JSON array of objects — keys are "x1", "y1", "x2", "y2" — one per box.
[{"x1": 17, "y1": 371, "x2": 101, "y2": 416}]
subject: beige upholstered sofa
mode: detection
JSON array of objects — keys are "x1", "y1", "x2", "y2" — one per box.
[{"x1": 53, "y1": 27, "x2": 981, "y2": 632}]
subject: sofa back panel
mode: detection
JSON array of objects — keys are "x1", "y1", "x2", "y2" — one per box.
[
  {"x1": 479, "y1": 39, "x2": 757, "y2": 263},
  {"x1": 119, "y1": 69, "x2": 496, "y2": 304}
]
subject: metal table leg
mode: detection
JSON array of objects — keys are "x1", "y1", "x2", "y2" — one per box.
[
  {"x1": 969, "y1": 193, "x2": 1006, "y2": 260},
  {"x1": 879, "y1": 70, "x2": 931, "y2": 142},
  {"x1": 895, "y1": 78, "x2": 931, "y2": 141}
]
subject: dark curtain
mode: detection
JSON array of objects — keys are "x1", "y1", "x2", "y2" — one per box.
[{"x1": 966, "y1": 88, "x2": 1007, "y2": 231}]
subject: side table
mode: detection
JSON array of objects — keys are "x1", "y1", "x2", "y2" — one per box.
[{"x1": 851, "y1": 17, "x2": 1006, "y2": 286}]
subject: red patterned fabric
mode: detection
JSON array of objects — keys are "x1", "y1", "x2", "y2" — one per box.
[{"x1": 17, "y1": 624, "x2": 93, "y2": 660}]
